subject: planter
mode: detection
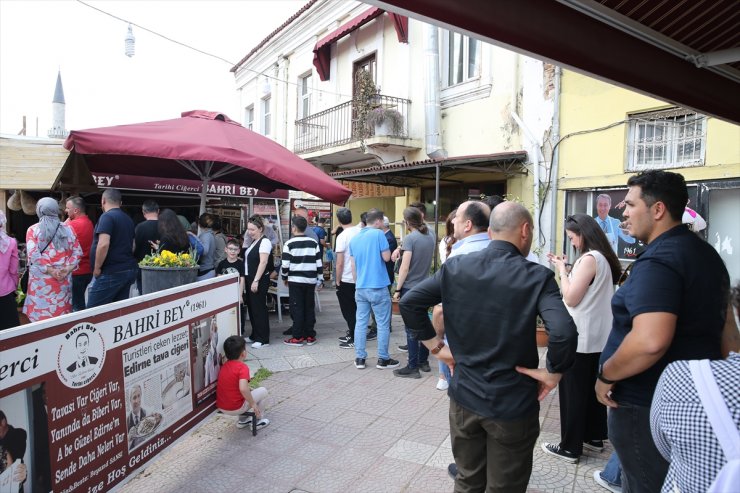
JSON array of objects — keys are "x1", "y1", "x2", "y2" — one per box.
[
  {"x1": 374, "y1": 121, "x2": 392, "y2": 137},
  {"x1": 140, "y1": 266, "x2": 198, "y2": 295},
  {"x1": 536, "y1": 326, "x2": 548, "y2": 347}
]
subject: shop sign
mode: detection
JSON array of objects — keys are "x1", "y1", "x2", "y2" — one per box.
[
  {"x1": 91, "y1": 173, "x2": 289, "y2": 199},
  {"x1": 0, "y1": 276, "x2": 241, "y2": 492},
  {"x1": 340, "y1": 181, "x2": 405, "y2": 199}
]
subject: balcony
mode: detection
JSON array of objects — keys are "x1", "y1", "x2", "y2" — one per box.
[{"x1": 294, "y1": 95, "x2": 418, "y2": 163}]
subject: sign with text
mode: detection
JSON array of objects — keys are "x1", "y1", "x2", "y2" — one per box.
[
  {"x1": 91, "y1": 172, "x2": 289, "y2": 199},
  {"x1": 0, "y1": 276, "x2": 240, "y2": 493}
]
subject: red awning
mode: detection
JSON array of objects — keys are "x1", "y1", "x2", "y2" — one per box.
[
  {"x1": 313, "y1": 7, "x2": 385, "y2": 81},
  {"x1": 389, "y1": 12, "x2": 408, "y2": 43}
]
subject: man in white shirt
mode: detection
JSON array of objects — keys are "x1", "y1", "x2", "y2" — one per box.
[{"x1": 334, "y1": 208, "x2": 363, "y2": 347}]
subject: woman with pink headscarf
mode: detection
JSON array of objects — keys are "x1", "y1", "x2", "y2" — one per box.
[{"x1": 0, "y1": 210, "x2": 20, "y2": 330}]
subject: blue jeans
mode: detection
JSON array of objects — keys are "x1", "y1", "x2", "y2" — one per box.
[
  {"x1": 401, "y1": 287, "x2": 428, "y2": 368},
  {"x1": 71, "y1": 273, "x2": 92, "y2": 311},
  {"x1": 354, "y1": 287, "x2": 391, "y2": 360},
  {"x1": 600, "y1": 452, "x2": 622, "y2": 487},
  {"x1": 86, "y1": 269, "x2": 137, "y2": 309},
  {"x1": 608, "y1": 402, "x2": 668, "y2": 493}
]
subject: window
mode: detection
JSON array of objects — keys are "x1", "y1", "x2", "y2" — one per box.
[
  {"x1": 442, "y1": 30, "x2": 480, "y2": 87},
  {"x1": 261, "y1": 97, "x2": 271, "y2": 136},
  {"x1": 298, "y1": 74, "x2": 312, "y2": 120},
  {"x1": 245, "y1": 106, "x2": 254, "y2": 131},
  {"x1": 627, "y1": 108, "x2": 706, "y2": 171}
]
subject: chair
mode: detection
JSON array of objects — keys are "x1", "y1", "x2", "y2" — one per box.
[{"x1": 268, "y1": 280, "x2": 322, "y2": 323}]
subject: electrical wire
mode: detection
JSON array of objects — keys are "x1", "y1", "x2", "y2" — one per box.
[{"x1": 74, "y1": 0, "x2": 354, "y2": 99}]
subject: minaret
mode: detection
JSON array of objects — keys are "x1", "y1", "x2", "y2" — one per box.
[{"x1": 48, "y1": 70, "x2": 68, "y2": 139}]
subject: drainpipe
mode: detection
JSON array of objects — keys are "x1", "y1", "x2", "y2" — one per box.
[
  {"x1": 281, "y1": 56, "x2": 290, "y2": 148},
  {"x1": 549, "y1": 66, "x2": 562, "y2": 257},
  {"x1": 423, "y1": 24, "x2": 447, "y2": 160},
  {"x1": 510, "y1": 111, "x2": 542, "y2": 250}
]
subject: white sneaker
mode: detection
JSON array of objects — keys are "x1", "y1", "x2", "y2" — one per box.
[
  {"x1": 436, "y1": 378, "x2": 449, "y2": 391},
  {"x1": 236, "y1": 415, "x2": 253, "y2": 429},
  {"x1": 255, "y1": 418, "x2": 270, "y2": 429},
  {"x1": 245, "y1": 336, "x2": 255, "y2": 343},
  {"x1": 251, "y1": 342, "x2": 269, "y2": 348},
  {"x1": 593, "y1": 471, "x2": 622, "y2": 493}
]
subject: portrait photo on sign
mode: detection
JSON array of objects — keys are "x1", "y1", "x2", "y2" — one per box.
[
  {"x1": 190, "y1": 315, "x2": 226, "y2": 402},
  {"x1": 125, "y1": 382, "x2": 163, "y2": 452}
]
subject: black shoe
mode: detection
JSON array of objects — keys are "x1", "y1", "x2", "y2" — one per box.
[
  {"x1": 419, "y1": 362, "x2": 431, "y2": 372},
  {"x1": 282, "y1": 328, "x2": 293, "y2": 335},
  {"x1": 366, "y1": 330, "x2": 377, "y2": 341},
  {"x1": 338, "y1": 335, "x2": 351, "y2": 342},
  {"x1": 583, "y1": 440, "x2": 604, "y2": 452},
  {"x1": 376, "y1": 358, "x2": 400, "y2": 369},
  {"x1": 354, "y1": 358, "x2": 366, "y2": 369},
  {"x1": 541, "y1": 442, "x2": 579, "y2": 463},
  {"x1": 447, "y1": 463, "x2": 458, "y2": 480},
  {"x1": 339, "y1": 341, "x2": 355, "y2": 349},
  {"x1": 398, "y1": 345, "x2": 408, "y2": 352},
  {"x1": 393, "y1": 365, "x2": 421, "y2": 379}
]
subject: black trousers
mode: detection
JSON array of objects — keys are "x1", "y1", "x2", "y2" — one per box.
[
  {"x1": 245, "y1": 275, "x2": 270, "y2": 344},
  {"x1": 289, "y1": 282, "x2": 316, "y2": 340},
  {"x1": 558, "y1": 352, "x2": 608, "y2": 455},
  {"x1": 336, "y1": 282, "x2": 356, "y2": 336},
  {"x1": 0, "y1": 292, "x2": 20, "y2": 330}
]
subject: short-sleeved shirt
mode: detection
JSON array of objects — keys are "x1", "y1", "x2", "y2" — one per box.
[
  {"x1": 216, "y1": 258, "x2": 245, "y2": 280},
  {"x1": 335, "y1": 225, "x2": 361, "y2": 283},
  {"x1": 90, "y1": 208, "x2": 137, "y2": 274},
  {"x1": 600, "y1": 225, "x2": 729, "y2": 406},
  {"x1": 134, "y1": 219, "x2": 159, "y2": 261},
  {"x1": 216, "y1": 359, "x2": 251, "y2": 411},
  {"x1": 349, "y1": 227, "x2": 390, "y2": 289},
  {"x1": 384, "y1": 230, "x2": 398, "y2": 283},
  {"x1": 400, "y1": 229, "x2": 436, "y2": 290},
  {"x1": 244, "y1": 236, "x2": 272, "y2": 276},
  {"x1": 313, "y1": 226, "x2": 327, "y2": 257},
  {"x1": 67, "y1": 215, "x2": 94, "y2": 275}
]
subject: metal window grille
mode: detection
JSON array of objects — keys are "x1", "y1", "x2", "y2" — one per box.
[{"x1": 627, "y1": 109, "x2": 706, "y2": 171}]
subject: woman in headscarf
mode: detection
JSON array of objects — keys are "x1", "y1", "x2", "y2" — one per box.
[
  {"x1": 23, "y1": 197, "x2": 82, "y2": 322},
  {"x1": 0, "y1": 210, "x2": 20, "y2": 330}
]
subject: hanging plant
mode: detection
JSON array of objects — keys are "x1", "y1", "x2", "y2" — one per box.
[
  {"x1": 354, "y1": 70, "x2": 379, "y2": 138},
  {"x1": 366, "y1": 107, "x2": 404, "y2": 135}
]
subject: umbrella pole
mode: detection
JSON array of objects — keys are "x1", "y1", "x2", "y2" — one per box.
[{"x1": 200, "y1": 177, "x2": 209, "y2": 215}]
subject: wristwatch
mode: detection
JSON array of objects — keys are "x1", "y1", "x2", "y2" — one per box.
[
  {"x1": 597, "y1": 364, "x2": 616, "y2": 385},
  {"x1": 430, "y1": 340, "x2": 446, "y2": 355}
]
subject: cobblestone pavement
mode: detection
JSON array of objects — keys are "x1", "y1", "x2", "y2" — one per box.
[{"x1": 118, "y1": 288, "x2": 611, "y2": 493}]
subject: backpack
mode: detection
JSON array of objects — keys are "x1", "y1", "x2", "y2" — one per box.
[{"x1": 690, "y1": 359, "x2": 740, "y2": 493}]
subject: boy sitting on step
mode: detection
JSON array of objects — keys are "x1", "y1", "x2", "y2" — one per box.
[{"x1": 216, "y1": 335, "x2": 270, "y2": 429}]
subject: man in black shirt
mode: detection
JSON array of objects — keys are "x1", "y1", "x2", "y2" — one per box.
[{"x1": 401, "y1": 202, "x2": 577, "y2": 492}]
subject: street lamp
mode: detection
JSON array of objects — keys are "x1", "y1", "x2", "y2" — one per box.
[{"x1": 125, "y1": 24, "x2": 135, "y2": 57}]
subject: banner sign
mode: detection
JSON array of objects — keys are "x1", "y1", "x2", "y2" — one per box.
[
  {"x1": 0, "y1": 276, "x2": 241, "y2": 493},
  {"x1": 339, "y1": 180, "x2": 405, "y2": 199},
  {"x1": 91, "y1": 173, "x2": 289, "y2": 199}
]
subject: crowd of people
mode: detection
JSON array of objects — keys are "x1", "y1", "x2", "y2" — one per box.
[{"x1": 2, "y1": 169, "x2": 738, "y2": 493}]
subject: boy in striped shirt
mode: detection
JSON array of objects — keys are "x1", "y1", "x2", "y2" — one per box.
[{"x1": 282, "y1": 215, "x2": 323, "y2": 346}]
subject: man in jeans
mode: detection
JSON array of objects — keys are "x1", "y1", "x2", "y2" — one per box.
[
  {"x1": 87, "y1": 188, "x2": 137, "y2": 308},
  {"x1": 595, "y1": 170, "x2": 730, "y2": 493},
  {"x1": 335, "y1": 208, "x2": 362, "y2": 347},
  {"x1": 348, "y1": 209, "x2": 399, "y2": 370}
]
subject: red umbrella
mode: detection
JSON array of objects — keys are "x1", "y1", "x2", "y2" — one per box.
[{"x1": 63, "y1": 110, "x2": 351, "y2": 210}]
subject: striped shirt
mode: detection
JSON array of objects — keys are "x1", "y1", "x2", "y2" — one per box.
[{"x1": 281, "y1": 235, "x2": 322, "y2": 284}]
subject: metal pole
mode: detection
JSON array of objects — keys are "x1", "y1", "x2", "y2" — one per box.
[{"x1": 434, "y1": 162, "x2": 440, "y2": 271}]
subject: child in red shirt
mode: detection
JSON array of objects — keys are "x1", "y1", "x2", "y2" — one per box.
[{"x1": 216, "y1": 335, "x2": 270, "y2": 429}]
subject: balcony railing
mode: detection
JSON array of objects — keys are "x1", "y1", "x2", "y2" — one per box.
[{"x1": 294, "y1": 94, "x2": 410, "y2": 154}]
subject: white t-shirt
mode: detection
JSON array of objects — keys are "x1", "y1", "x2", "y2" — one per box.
[
  {"x1": 335, "y1": 225, "x2": 361, "y2": 283},
  {"x1": 244, "y1": 236, "x2": 272, "y2": 275}
]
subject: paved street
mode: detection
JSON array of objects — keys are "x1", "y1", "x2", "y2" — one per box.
[{"x1": 119, "y1": 288, "x2": 611, "y2": 493}]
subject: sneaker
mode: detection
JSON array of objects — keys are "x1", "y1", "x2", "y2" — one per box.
[
  {"x1": 366, "y1": 330, "x2": 377, "y2": 341},
  {"x1": 251, "y1": 341, "x2": 269, "y2": 349},
  {"x1": 339, "y1": 341, "x2": 355, "y2": 349},
  {"x1": 541, "y1": 442, "x2": 579, "y2": 463},
  {"x1": 338, "y1": 335, "x2": 352, "y2": 342},
  {"x1": 436, "y1": 378, "x2": 449, "y2": 390},
  {"x1": 447, "y1": 463, "x2": 458, "y2": 480},
  {"x1": 419, "y1": 361, "x2": 431, "y2": 372},
  {"x1": 393, "y1": 365, "x2": 421, "y2": 379},
  {"x1": 593, "y1": 470, "x2": 622, "y2": 493},
  {"x1": 398, "y1": 344, "x2": 408, "y2": 352},
  {"x1": 255, "y1": 418, "x2": 270, "y2": 430},
  {"x1": 236, "y1": 414, "x2": 253, "y2": 429},
  {"x1": 282, "y1": 328, "x2": 293, "y2": 335},
  {"x1": 355, "y1": 358, "x2": 366, "y2": 369},
  {"x1": 305, "y1": 337, "x2": 317, "y2": 346},
  {"x1": 283, "y1": 337, "x2": 305, "y2": 347},
  {"x1": 583, "y1": 439, "x2": 605, "y2": 452},
  {"x1": 245, "y1": 336, "x2": 254, "y2": 343},
  {"x1": 376, "y1": 358, "x2": 400, "y2": 369}
]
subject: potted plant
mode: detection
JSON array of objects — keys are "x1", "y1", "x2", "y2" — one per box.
[
  {"x1": 366, "y1": 106, "x2": 404, "y2": 136},
  {"x1": 354, "y1": 70, "x2": 379, "y2": 138},
  {"x1": 139, "y1": 249, "x2": 198, "y2": 295}
]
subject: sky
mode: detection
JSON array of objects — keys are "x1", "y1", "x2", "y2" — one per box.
[{"x1": 0, "y1": 0, "x2": 306, "y2": 136}]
